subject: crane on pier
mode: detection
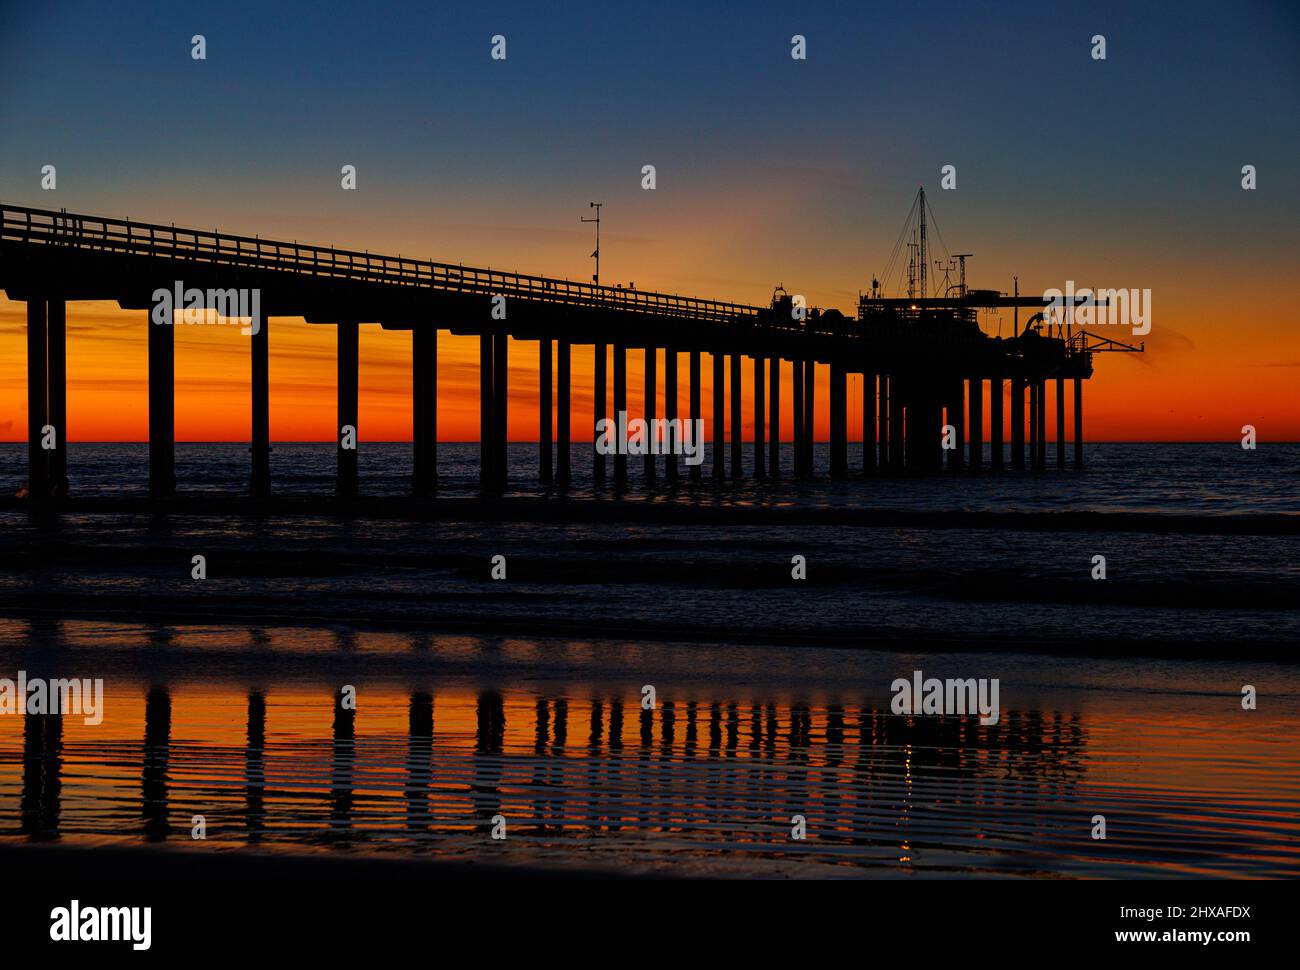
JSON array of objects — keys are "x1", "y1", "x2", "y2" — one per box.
[{"x1": 858, "y1": 186, "x2": 1145, "y2": 360}]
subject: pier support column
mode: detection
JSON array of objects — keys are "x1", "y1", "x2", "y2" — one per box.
[
  {"x1": 903, "y1": 391, "x2": 918, "y2": 473},
  {"x1": 336, "y1": 321, "x2": 359, "y2": 497},
  {"x1": 688, "y1": 350, "x2": 702, "y2": 481},
  {"x1": 791, "y1": 356, "x2": 804, "y2": 478},
  {"x1": 1074, "y1": 378, "x2": 1084, "y2": 469},
  {"x1": 428, "y1": 327, "x2": 438, "y2": 489},
  {"x1": 26, "y1": 301, "x2": 49, "y2": 499},
  {"x1": 934, "y1": 397, "x2": 947, "y2": 471},
  {"x1": 644, "y1": 346, "x2": 657, "y2": 481},
  {"x1": 1027, "y1": 381, "x2": 1035, "y2": 469},
  {"x1": 1011, "y1": 376, "x2": 1025, "y2": 470},
  {"x1": 1028, "y1": 381, "x2": 1039, "y2": 470},
  {"x1": 803, "y1": 359, "x2": 816, "y2": 478},
  {"x1": 251, "y1": 310, "x2": 271, "y2": 496},
  {"x1": 479, "y1": 332, "x2": 494, "y2": 492},
  {"x1": 753, "y1": 356, "x2": 766, "y2": 478},
  {"x1": 412, "y1": 325, "x2": 438, "y2": 495},
  {"x1": 593, "y1": 342, "x2": 606, "y2": 485},
  {"x1": 878, "y1": 373, "x2": 890, "y2": 470},
  {"x1": 888, "y1": 376, "x2": 905, "y2": 470},
  {"x1": 829, "y1": 362, "x2": 847, "y2": 478},
  {"x1": 1036, "y1": 380, "x2": 1048, "y2": 471},
  {"x1": 493, "y1": 330, "x2": 509, "y2": 486},
  {"x1": 934, "y1": 396, "x2": 947, "y2": 472},
  {"x1": 990, "y1": 378, "x2": 1004, "y2": 470},
  {"x1": 730, "y1": 353, "x2": 742, "y2": 480},
  {"x1": 47, "y1": 300, "x2": 67, "y2": 497},
  {"x1": 556, "y1": 338, "x2": 570, "y2": 488},
  {"x1": 1029, "y1": 380, "x2": 1041, "y2": 471},
  {"x1": 1056, "y1": 377, "x2": 1066, "y2": 469},
  {"x1": 712, "y1": 350, "x2": 725, "y2": 480},
  {"x1": 919, "y1": 393, "x2": 941, "y2": 473},
  {"x1": 613, "y1": 343, "x2": 627, "y2": 488},
  {"x1": 149, "y1": 304, "x2": 176, "y2": 498},
  {"x1": 665, "y1": 348, "x2": 678, "y2": 482},
  {"x1": 768, "y1": 357, "x2": 780, "y2": 477},
  {"x1": 968, "y1": 377, "x2": 983, "y2": 470},
  {"x1": 862, "y1": 370, "x2": 876, "y2": 474},
  {"x1": 946, "y1": 382, "x2": 964, "y2": 472},
  {"x1": 538, "y1": 338, "x2": 552, "y2": 486}
]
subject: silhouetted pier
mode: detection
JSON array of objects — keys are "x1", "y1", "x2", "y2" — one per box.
[{"x1": 2, "y1": 203, "x2": 1137, "y2": 500}]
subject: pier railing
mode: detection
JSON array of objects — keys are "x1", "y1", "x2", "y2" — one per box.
[
  {"x1": 8, "y1": 201, "x2": 1106, "y2": 497},
  {"x1": 1, "y1": 202, "x2": 765, "y2": 326}
]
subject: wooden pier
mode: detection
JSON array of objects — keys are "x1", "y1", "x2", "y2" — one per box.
[{"x1": 1, "y1": 203, "x2": 1138, "y2": 500}]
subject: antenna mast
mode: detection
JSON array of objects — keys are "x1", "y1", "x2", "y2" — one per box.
[
  {"x1": 954, "y1": 254, "x2": 972, "y2": 299},
  {"x1": 581, "y1": 202, "x2": 602, "y2": 285},
  {"x1": 918, "y1": 186, "x2": 928, "y2": 299},
  {"x1": 1014, "y1": 276, "x2": 1020, "y2": 337}
]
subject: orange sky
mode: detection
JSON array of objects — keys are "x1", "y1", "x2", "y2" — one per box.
[
  {"x1": 2, "y1": 1, "x2": 1298, "y2": 446},
  {"x1": 2, "y1": 288, "x2": 1297, "y2": 443}
]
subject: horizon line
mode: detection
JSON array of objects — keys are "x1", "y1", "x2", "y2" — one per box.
[{"x1": 0, "y1": 439, "x2": 1282, "y2": 446}]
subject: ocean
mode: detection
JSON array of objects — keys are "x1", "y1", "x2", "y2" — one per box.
[{"x1": 1, "y1": 441, "x2": 1297, "y2": 877}]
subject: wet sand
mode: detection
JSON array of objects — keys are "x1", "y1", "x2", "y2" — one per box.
[{"x1": 2, "y1": 632, "x2": 1297, "y2": 879}]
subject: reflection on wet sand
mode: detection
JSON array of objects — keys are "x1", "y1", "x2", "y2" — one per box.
[
  {"x1": 329, "y1": 688, "x2": 355, "y2": 846},
  {"x1": 246, "y1": 691, "x2": 266, "y2": 844},
  {"x1": 2, "y1": 621, "x2": 1298, "y2": 877},
  {"x1": 405, "y1": 692, "x2": 432, "y2": 836},
  {"x1": 21, "y1": 709, "x2": 60, "y2": 841},
  {"x1": 11, "y1": 684, "x2": 1101, "y2": 868},
  {"x1": 142, "y1": 686, "x2": 170, "y2": 842}
]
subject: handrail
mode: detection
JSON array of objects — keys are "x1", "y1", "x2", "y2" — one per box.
[{"x1": 0, "y1": 202, "x2": 765, "y2": 326}]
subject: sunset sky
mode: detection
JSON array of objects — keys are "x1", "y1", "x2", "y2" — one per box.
[{"x1": 2, "y1": 0, "x2": 1297, "y2": 442}]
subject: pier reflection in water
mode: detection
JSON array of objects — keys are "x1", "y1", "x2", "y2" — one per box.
[{"x1": 2, "y1": 622, "x2": 1299, "y2": 878}]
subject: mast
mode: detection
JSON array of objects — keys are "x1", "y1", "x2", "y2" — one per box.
[
  {"x1": 918, "y1": 186, "x2": 928, "y2": 300},
  {"x1": 955, "y1": 254, "x2": 971, "y2": 299}
]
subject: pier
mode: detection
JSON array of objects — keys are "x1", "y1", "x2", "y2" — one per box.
[{"x1": 1, "y1": 202, "x2": 1139, "y2": 500}]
